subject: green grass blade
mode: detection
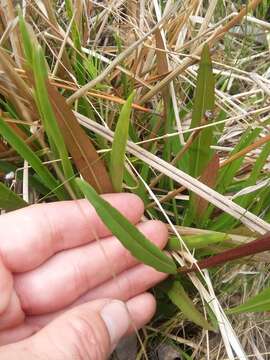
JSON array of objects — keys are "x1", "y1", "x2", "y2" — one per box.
[
  {"x1": 185, "y1": 44, "x2": 215, "y2": 226},
  {"x1": 76, "y1": 178, "x2": 177, "y2": 274},
  {"x1": 64, "y1": 0, "x2": 81, "y2": 50},
  {"x1": 0, "y1": 181, "x2": 27, "y2": 211},
  {"x1": 189, "y1": 44, "x2": 215, "y2": 178},
  {"x1": 167, "y1": 233, "x2": 229, "y2": 251},
  {"x1": 205, "y1": 128, "x2": 262, "y2": 229},
  {"x1": 18, "y1": 11, "x2": 33, "y2": 64},
  {"x1": 32, "y1": 46, "x2": 78, "y2": 195},
  {"x1": 212, "y1": 139, "x2": 270, "y2": 230},
  {"x1": 110, "y1": 92, "x2": 134, "y2": 192},
  {"x1": 163, "y1": 280, "x2": 214, "y2": 330},
  {"x1": 227, "y1": 287, "x2": 270, "y2": 314},
  {"x1": 0, "y1": 117, "x2": 66, "y2": 200}
]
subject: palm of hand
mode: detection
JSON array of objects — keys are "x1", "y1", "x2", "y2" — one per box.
[{"x1": 0, "y1": 193, "x2": 168, "y2": 345}]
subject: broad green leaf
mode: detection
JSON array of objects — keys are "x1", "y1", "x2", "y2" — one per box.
[
  {"x1": 188, "y1": 44, "x2": 215, "y2": 178},
  {"x1": 227, "y1": 287, "x2": 270, "y2": 314},
  {"x1": 163, "y1": 280, "x2": 213, "y2": 330},
  {"x1": 0, "y1": 181, "x2": 27, "y2": 211},
  {"x1": 76, "y1": 178, "x2": 177, "y2": 274},
  {"x1": 110, "y1": 92, "x2": 134, "y2": 192},
  {"x1": 0, "y1": 117, "x2": 67, "y2": 200}
]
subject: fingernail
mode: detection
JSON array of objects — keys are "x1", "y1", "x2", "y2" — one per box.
[{"x1": 100, "y1": 300, "x2": 130, "y2": 347}]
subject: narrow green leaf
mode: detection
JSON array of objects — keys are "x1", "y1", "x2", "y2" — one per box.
[
  {"x1": 227, "y1": 287, "x2": 270, "y2": 314},
  {"x1": 18, "y1": 11, "x2": 33, "y2": 64},
  {"x1": 0, "y1": 117, "x2": 66, "y2": 200},
  {"x1": 167, "y1": 233, "x2": 229, "y2": 251},
  {"x1": 212, "y1": 138, "x2": 270, "y2": 230},
  {"x1": 205, "y1": 128, "x2": 261, "y2": 230},
  {"x1": 110, "y1": 92, "x2": 134, "y2": 192},
  {"x1": 0, "y1": 181, "x2": 27, "y2": 211},
  {"x1": 163, "y1": 280, "x2": 214, "y2": 330},
  {"x1": 76, "y1": 178, "x2": 177, "y2": 274},
  {"x1": 189, "y1": 44, "x2": 215, "y2": 178},
  {"x1": 217, "y1": 128, "x2": 261, "y2": 195},
  {"x1": 64, "y1": 0, "x2": 81, "y2": 50},
  {"x1": 32, "y1": 46, "x2": 78, "y2": 196},
  {"x1": 185, "y1": 45, "x2": 216, "y2": 226}
]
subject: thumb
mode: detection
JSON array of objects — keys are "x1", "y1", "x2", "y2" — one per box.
[{"x1": 0, "y1": 299, "x2": 131, "y2": 360}]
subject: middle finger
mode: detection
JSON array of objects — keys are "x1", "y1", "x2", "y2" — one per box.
[{"x1": 14, "y1": 221, "x2": 168, "y2": 315}]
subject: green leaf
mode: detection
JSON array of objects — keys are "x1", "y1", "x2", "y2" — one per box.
[
  {"x1": 205, "y1": 128, "x2": 262, "y2": 230},
  {"x1": 76, "y1": 178, "x2": 177, "y2": 274},
  {"x1": 0, "y1": 117, "x2": 67, "y2": 200},
  {"x1": 32, "y1": 46, "x2": 78, "y2": 196},
  {"x1": 212, "y1": 138, "x2": 270, "y2": 230},
  {"x1": 18, "y1": 11, "x2": 33, "y2": 64},
  {"x1": 110, "y1": 92, "x2": 134, "y2": 192},
  {"x1": 163, "y1": 280, "x2": 213, "y2": 330},
  {"x1": 227, "y1": 287, "x2": 270, "y2": 314},
  {"x1": 184, "y1": 44, "x2": 216, "y2": 227},
  {"x1": 189, "y1": 44, "x2": 215, "y2": 178},
  {"x1": 217, "y1": 128, "x2": 261, "y2": 195},
  {"x1": 167, "y1": 233, "x2": 229, "y2": 251},
  {"x1": 0, "y1": 181, "x2": 27, "y2": 211}
]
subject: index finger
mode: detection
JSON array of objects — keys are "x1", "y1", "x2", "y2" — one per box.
[{"x1": 0, "y1": 193, "x2": 144, "y2": 272}]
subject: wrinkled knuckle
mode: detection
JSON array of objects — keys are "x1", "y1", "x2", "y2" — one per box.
[
  {"x1": 122, "y1": 272, "x2": 133, "y2": 299},
  {"x1": 118, "y1": 244, "x2": 132, "y2": 268},
  {"x1": 71, "y1": 261, "x2": 90, "y2": 294},
  {"x1": 68, "y1": 314, "x2": 106, "y2": 360}
]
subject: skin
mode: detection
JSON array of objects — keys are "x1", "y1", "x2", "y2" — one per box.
[{"x1": 0, "y1": 193, "x2": 169, "y2": 359}]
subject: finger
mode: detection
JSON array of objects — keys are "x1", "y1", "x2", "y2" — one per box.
[
  {"x1": 0, "y1": 257, "x2": 12, "y2": 314},
  {"x1": 125, "y1": 293, "x2": 156, "y2": 335},
  {"x1": 77, "y1": 263, "x2": 168, "y2": 303},
  {"x1": 0, "y1": 291, "x2": 25, "y2": 331},
  {"x1": 0, "y1": 194, "x2": 144, "y2": 272},
  {"x1": 0, "y1": 295, "x2": 156, "y2": 359},
  {"x1": 14, "y1": 221, "x2": 168, "y2": 315},
  {"x1": 0, "y1": 323, "x2": 40, "y2": 346},
  {"x1": 25, "y1": 263, "x2": 167, "y2": 328}
]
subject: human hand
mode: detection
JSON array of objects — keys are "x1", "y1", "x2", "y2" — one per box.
[{"x1": 0, "y1": 193, "x2": 168, "y2": 359}]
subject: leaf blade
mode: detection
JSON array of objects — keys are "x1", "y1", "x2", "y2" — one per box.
[
  {"x1": 227, "y1": 287, "x2": 270, "y2": 314},
  {"x1": 47, "y1": 82, "x2": 113, "y2": 194},
  {"x1": 189, "y1": 44, "x2": 215, "y2": 178},
  {"x1": 163, "y1": 280, "x2": 214, "y2": 330},
  {"x1": 0, "y1": 181, "x2": 27, "y2": 211},
  {"x1": 110, "y1": 92, "x2": 134, "y2": 192},
  {"x1": 76, "y1": 178, "x2": 177, "y2": 274},
  {"x1": 0, "y1": 117, "x2": 66, "y2": 200}
]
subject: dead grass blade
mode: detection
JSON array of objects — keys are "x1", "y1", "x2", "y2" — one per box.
[
  {"x1": 193, "y1": 154, "x2": 219, "y2": 219},
  {"x1": 155, "y1": 28, "x2": 169, "y2": 112},
  {"x1": 47, "y1": 82, "x2": 114, "y2": 194},
  {"x1": 77, "y1": 114, "x2": 270, "y2": 235},
  {"x1": 66, "y1": 4, "x2": 177, "y2": 105},
  {"x1": 139, "y1": 0, "x2": 263, "y2": 104}
]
